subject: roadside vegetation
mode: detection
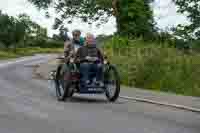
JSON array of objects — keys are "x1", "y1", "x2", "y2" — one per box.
[
  {"x1": 103, "y1": 37, "x2": 200, "y2": 97},
  {"x1": 0, "y1": 11, "x2": 64, "y2": 60},
  {"x1": 0, "y1": 47, "x2": 63, "y2": 60}
]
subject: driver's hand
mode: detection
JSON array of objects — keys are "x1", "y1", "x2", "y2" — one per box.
[
  {"x1": 70, "y1": 58, "x2": 74, "y2": 63},
  {"x1": 85, "y1": 56, "x2": 92, "y2": 60},
  {"x1": 104, "y1": 60, "x2": 108, "y2": 64},
  {"x1": 86, "y1": 56, "x2": 98, "y2": 62}
]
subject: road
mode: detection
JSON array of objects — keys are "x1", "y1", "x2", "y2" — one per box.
[{"x1": 0, "y1": 55, "x2": 199, "y2": 133}]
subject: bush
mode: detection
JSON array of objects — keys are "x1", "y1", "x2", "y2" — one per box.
[
  {"x1": 0, "y1": 50, "x2": 18, "y2": 59},
  {"x1": 44, "y1": 40, "x2": 63, "y2": 48},
  {"x1": 24, "y1": 38, "x2": 63, "y2": 48},
  {"x1": 0, "y1": 47, "x2": 63, "y2": 60},
  {"x1": 104, "y1": 37, "x2": 200, "y2": 97},
  {"x1": 103, "y1": 36, "x2": 130, "y2": 49}
]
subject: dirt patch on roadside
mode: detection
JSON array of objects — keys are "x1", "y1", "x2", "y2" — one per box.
[{"x1": 32, "y1": 58, "x2": 62, "y2": 80}]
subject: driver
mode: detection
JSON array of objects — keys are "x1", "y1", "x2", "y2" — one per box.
[
  {"x1": 64, "y1": 29, "x2": 84, "y2": 61},
  {"x1": 74, "y1": 33, "x2": 104, "y2": 87}
]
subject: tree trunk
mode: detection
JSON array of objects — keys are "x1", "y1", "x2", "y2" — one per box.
[
  {"x1": 112, "y1": 0, "x2": 118, "y2": 16},
  {"x1": 112, "y1": 0, "x2": 122, "y2": 35}
]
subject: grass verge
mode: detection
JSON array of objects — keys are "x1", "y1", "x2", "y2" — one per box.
[
  {"x1": 103, "y1": 37, "x2": 200, "y2": 97},
  {"x1": 0, "y1": 47, "x2": 63, "y2": 60}
]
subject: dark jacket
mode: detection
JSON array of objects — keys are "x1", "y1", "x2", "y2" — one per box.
[{"x1": 75, "y1": 45, "x2": 104, "y2": 63}]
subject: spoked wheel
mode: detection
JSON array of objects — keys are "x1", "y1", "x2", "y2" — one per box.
[
  {"x1": 55, "y1": 64, "x2": 72, "y2": 101},
  {"x1": 104, "y1": 65, "x2": 120, "y2": 102}
]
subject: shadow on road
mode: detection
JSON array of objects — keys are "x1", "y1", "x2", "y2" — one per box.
[
  {"x1": 69, "y1": 96, "x2": 108, "y2": 104},
  {"x1": 65, "y1": 96, "x2": 124, "y2": 105}
]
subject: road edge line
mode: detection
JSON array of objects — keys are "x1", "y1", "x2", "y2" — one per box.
[{"x1": 120, "y1": 96, "x2": 200, "y2": 113}]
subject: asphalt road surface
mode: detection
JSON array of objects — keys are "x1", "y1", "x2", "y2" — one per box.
[{"x1": 0, "y1": 55, "x2": 200, "y2": 133}]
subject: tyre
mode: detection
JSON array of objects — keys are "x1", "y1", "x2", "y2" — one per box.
[
  {"x1": 104, "y1": 64, "x2": 120, "y2": 102},
  {"x1": 55, "y1": 64, "x2": 72, "y2": 101},
  {"x1": 48, "y1": 70, "x2": 57, "y2": 97}
]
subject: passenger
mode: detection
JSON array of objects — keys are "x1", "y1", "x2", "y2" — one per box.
[{"x1": 74, "y1": 33, "x2": 104, "y2": 87}]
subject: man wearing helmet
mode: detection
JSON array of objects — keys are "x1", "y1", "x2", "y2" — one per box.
[{"x1": 63, "y1": 29, "x2": 84, "y2": 60}]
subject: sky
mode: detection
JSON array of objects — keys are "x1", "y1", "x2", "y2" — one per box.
[{"x1": 0, "y1": 0, "x2": 188, "y2": 37}]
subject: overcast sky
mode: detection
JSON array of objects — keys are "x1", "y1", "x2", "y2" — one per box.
[{"x1": 0, "y1": 0, "x2": 188, "y2": 37}]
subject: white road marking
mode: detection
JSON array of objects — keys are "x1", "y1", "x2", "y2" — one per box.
[{"x1": 120, "y1": 96, "x2": 200, "y2": 113}]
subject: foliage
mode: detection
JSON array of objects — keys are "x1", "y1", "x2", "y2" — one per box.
[
  {"x1": 0, "y1": 47, "x2": 63, "y2": 60},
  {"x1": 28, "y1": 0, "x2": 113, "y2": 26},
  {"x1": 0, "y1": 11, "x2": 18, "y2": 48},
  {"x1": 96, "y1": 34, "x2": 113, "y2": 45},
  {"x1": 28, "y1": 0, "x2": 155, "y2": 38},
  {"x1": 103, "y1": 35, "x2": 130, "y2": 48},
  {"x1": 104, "y1": 37, "x2": 200, "y2": 97},
  {"x1": 120, "y1": 0, "x2": 156, "y2": 38},
  {"x1": 0, "y1": 13, "x2": 27, "y2": 51},
  {"x1": 52, "y1": 27, "x2": 69, "y2": 41},
  {"x1": 173, "y1": 0, "x2": 200, "y2": 40},
  {"x1": 0, "y1": 11, "x2": 50, "y2": 50}
]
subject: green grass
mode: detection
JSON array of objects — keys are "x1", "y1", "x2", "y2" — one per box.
[
  {"x1": 0, "y1": 51, "x2": 19, "y2": 59},
  {"x1": 103, "y1": 37, "x2": 200, "y2": 97},
  {"x1": 0, "y1": 47, "x2": 63, "y2": 60}
]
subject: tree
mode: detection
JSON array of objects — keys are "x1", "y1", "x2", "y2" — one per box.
[
  {"x1": 28, "y1": 0, "x2": 155, "y2": 38},
  {"x1": 18, "y1": 14, "x2": 36, "y2": 38},
  {"x1": 0, "y1": 12, "x2": 16, "y2": 48},
  {"x1": 17, "y1": 14, "x2": 34, "y2": 47},
  {"x1": 13, "y1": 20, "x2": 26, "y2": 51},
  {"x1": 52, "y1": 34, "x2": 60, "y2": 41},
  {"x1": 0, "y1": 11, "x2": 50, "y2": 49},
  {"x1": 17, "y1": 13, "x2": 48, "y2": 47},
  {"x1": 173, "y1": 0, "x2": 200, "y2": 40},
  {"x1": 0, "y1": 11, "x2": 44, "y2": 49},
  {"x1": 52, "y1": 26, "x2": 69, "y2": 41},
  {"x1": 120, "y1": 0, "x2": 156, "y2": 38}
]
